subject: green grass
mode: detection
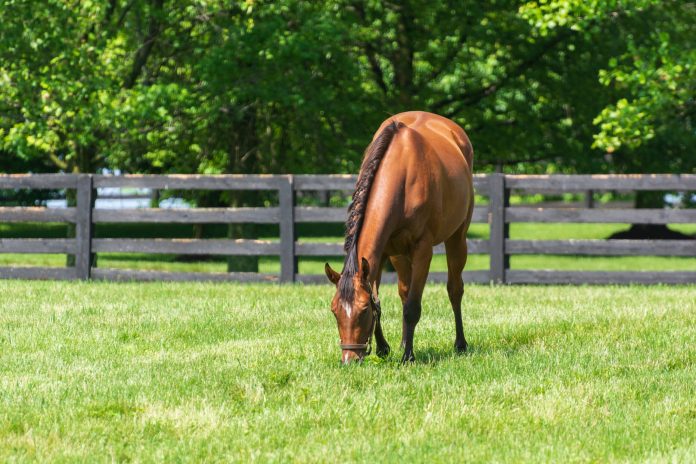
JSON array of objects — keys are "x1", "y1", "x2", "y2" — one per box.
[
  {"x1": 1, "y1": 223, "x2": 695, "y2": 274},
  {"x1": 1, "y1": 282, "x2": 695, "y2": 462}
]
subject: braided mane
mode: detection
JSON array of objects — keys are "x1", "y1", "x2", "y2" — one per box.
[{"x1": 339, "y1": 120, "x2": 405, "y2": 303}]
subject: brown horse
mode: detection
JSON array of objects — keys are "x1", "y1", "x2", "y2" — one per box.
[{"x1": 325, "y1": 111, "x2": 474, "y2": 364}]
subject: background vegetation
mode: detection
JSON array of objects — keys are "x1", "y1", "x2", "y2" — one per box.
[
  {"x1": 1, "y1": 1, "x2": 694, "y2": 270},
  {"x1": 1, "y1": 0, "x2": 694, "y2": 177}
]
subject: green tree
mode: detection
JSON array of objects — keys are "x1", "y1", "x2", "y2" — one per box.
[
  {"x1": 4, "y1": 0, "x2": 691, "y2": 177},
  {"x1": 2, "y1": 1, "x2": 693, "y2": 198},
  {"x1": 591, "y1": 1, "x2": 695, "y2": 175}
]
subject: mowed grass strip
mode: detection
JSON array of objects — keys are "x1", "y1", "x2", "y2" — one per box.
[
  {"x1": 1, "y1": 282, "x2": 695, "y2": 462},
  {"x1": 2, "y1": 223, "x2": 695, "y2": 273}
]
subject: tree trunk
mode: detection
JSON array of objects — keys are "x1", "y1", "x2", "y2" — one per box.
[
  {"x1": 150, "y1": 189, "x2": 159, "y2": 208},
  {"x1": 225, "y1": 106, "x2": 260, "y2": 272},
  {"x1": 609, "y1": 191, "x2": 694, "y2": 240},
  {"x1": 66, "y1": 189, "x2": 77, "y2": 267},
  {"x1": 391, "y1": 2, "x2": 415, "y2": 110},
  {"x1": 226, "y1": 190, "x2": 259, "y2": 272},
  {"x1": 227, "y1": 224, "x2": 259, "y2": 272},
  {"x1": 192, "y1": 192, "x2": 212, "y2": 240}
]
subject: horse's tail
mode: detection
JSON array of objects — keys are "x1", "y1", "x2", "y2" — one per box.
[{"x1": 344, "y1": 120, "x2": 405, "y2": 254}]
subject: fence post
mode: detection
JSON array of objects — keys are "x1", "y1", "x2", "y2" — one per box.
[
  {"x1": 75, "y1": 174, "x2": 94, "y2": 280},
  {"x1": 279, "y1": 175, "x2": 296, "y2": 283},
  {"x1": 585, "y1": 189, "x2": 595, "y2": 208},
  {"x1": 489, "y1": 173, "x2": 509, "y2": 284}
]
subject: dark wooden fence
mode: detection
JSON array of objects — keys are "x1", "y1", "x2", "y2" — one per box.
[{"x1": 1, "y1": 173, "x2": 695, "y2": 284}]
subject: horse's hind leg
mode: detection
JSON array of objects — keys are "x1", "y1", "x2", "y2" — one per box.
[
  {"x1": 445, "y1": 226, "x2": 468, "y2": 353},
  {"x1": 401, "y1": 239, "x2": 433, "y2": 363}
]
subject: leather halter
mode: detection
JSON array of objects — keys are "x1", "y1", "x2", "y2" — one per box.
[{"x1": 339, "y1": 289, "x2": 381, "y2": 355}]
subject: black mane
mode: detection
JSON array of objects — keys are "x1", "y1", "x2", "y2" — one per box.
[{"x1": 339, "y1": 120, "x2": 405, "y2": 303}]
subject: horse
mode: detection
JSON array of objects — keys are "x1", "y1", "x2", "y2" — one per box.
[{"x1": 325, "y1": 111, "x2": 475, "y2": 364}]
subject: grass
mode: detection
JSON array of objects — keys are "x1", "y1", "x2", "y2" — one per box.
[
  {"x1": 1, "y1": 281, "x2": 695, "y2": 462},
  {"x1": 0, "y1": 223, "x2": 696, "y2": 274},
  {"x1": 2, "y1": 222, "x2": 695, "y2": 274}
]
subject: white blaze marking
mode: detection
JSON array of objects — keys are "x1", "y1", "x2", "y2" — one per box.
[{"x1": 342, "y1": 300, "x2": 352, "y2": 318}]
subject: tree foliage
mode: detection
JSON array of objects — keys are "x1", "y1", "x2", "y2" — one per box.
[{"x1": 0, "y1": 0, "x2": 693, "y2": 176}]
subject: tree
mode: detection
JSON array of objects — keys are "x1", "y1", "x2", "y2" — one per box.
[
  {"x1": 592, "y1": 1, "x2": 695, "y2": 173},
  {"x1": 592, "y1": 1, "x2": 695, "y2": 237},
  {"x1": 2, "y1": 1, "x2": 692, "y2": 182},
  {"x1": 1, "y1": 0, "x2": 155, "y2": 174}
]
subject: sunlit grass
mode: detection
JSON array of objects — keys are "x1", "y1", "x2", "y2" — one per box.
[
  {"x1": 1, "y1": 282, "x2": 694, "y2": 461},
  {"x1": 1, "y1": 223, "x2": 694, "y2": 274}
]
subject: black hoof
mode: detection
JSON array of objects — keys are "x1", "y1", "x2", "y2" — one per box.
[
  {"x1": 455, "y1": 339, "x2": 468, "y2": 354},
  {"x1": 376, "y1": 343, "x2": 391, "y2": 358},
  {"x1": 400, "y1": 351, "x2": 416, "y2": 364}
]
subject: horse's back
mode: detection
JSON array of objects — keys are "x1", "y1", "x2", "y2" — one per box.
[
  {"x1": 374, "y1": 111, "x2": 474, "y2": 245},
  {"x1": 375, "y1": 111, "x2": 473, "y2": 170}
]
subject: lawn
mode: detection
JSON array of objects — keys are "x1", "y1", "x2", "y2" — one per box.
[{"x1": 1, "y1": 281, "x2": 695, "y2": 462}]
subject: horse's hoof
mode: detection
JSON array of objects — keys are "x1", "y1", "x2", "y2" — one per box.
[
  {"x1": 376, "y1": 343, "x2": 391, "y2": 358},
  {"x1": 455, "y1": 339, "x2": 468, "y2": 354},
  {"x1": 400, "y1": 351, "x2": 415, "y2": 364}
]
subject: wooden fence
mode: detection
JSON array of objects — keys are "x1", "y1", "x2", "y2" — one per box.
[{"x1": 1, "y1": 173, "x2": 695, "y2": 284}]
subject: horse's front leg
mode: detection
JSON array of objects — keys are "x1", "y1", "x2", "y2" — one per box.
[
  {"x1": 374, "y1": 319, "x2": 390, "y2": 358},
  {"x1": 401, "y1": 240, "x2": 433, "y2": 363},
  {"x1": 389, "y1": 255, "x2": 412, "y2": 350},
  {"x1": 373, "y1": 255, "x2": 390, "y2": 358}
]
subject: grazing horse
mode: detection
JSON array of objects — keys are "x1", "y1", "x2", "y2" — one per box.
[{"x1": 325, "y1": 111, "x2": 474, "y2": 364}]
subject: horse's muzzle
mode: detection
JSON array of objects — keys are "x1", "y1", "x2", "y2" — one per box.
[{"x1": 341, "y1": 349, "x2": 365, "y2": 365}]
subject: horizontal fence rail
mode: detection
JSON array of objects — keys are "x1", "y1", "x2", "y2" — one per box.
[
  {"x1": 91, "y1": 238, "x2": 281, "y2": 255},
  {"x1": 92, "y1": 207, "x2": 281, "y2": 224},
  {"x1": 507, "y1": 207, "x2": 696, "y2": 223},
  {"x1": 506, "y1": 174, "x2": 696, "y2": 191},
  {"x1": 1, "y1": 173, "x2": 695, "y2": 284},
  {"x1": 92, "y1": 174, "x2": 286, "y2": 190},
  {"x1": 0, "y1": 207, "x2": 78, "y2": 223}
]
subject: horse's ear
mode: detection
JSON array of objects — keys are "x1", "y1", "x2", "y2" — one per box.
[
  {"x1": 324, "y1": 263, "x2": 340, "y2": 286},
  {"x1": 360, "y1": 257, "x2": 370, "y2": 281}
]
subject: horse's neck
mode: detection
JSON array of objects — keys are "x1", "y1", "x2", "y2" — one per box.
[{"x1": 355, "y1": 193, "x2": 396, "y2": 286}]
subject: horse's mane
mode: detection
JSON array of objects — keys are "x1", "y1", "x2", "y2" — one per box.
[{"x1": 339, "y1": 120, "x2": 405, "y2": 303}]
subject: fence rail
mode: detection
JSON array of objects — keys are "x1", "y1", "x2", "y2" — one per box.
[{"x1": 1, "y1": 173, "x2": 695, "y2": 284}]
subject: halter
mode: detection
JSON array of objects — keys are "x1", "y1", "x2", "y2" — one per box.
[{"x1": 339, "y1": 288, "x2": 381, "y2": 355}]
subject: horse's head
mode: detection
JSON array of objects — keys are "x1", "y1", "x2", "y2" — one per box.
[{"x1": 325, "y1": 258, "x2": 380, "y2": 365}]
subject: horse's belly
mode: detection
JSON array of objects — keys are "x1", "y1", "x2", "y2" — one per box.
[
  {"x1": 384, "y1": 187, "x2": 469, "y2": 255},
  {"x1": 425, "y1": 164, "x2": 472, "y2": 244},
  {"x1": 431, "y1": 205, "x2": 468, "y2": 244}
]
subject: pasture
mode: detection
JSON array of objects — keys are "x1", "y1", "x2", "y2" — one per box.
[
  {"x1": 2, "y1": 222, "x2": 696, "y2": 274},
  {"x1": 1, "y1": 281, "x2": 695, "y2": 462}
]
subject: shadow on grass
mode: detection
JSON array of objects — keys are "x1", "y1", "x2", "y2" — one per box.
[
  {"x1": 373, "y1": 342, "x2": 530, "y2": 366},
  {"x1": 417, "y1": 333, "x2": 550, "y2": 365},
  {"x1": 365, "y1": 320, "x2": 582, "y2": 366},
  {"x1": 413, "y1": 345, "x2": 468, "y2": 365}
]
